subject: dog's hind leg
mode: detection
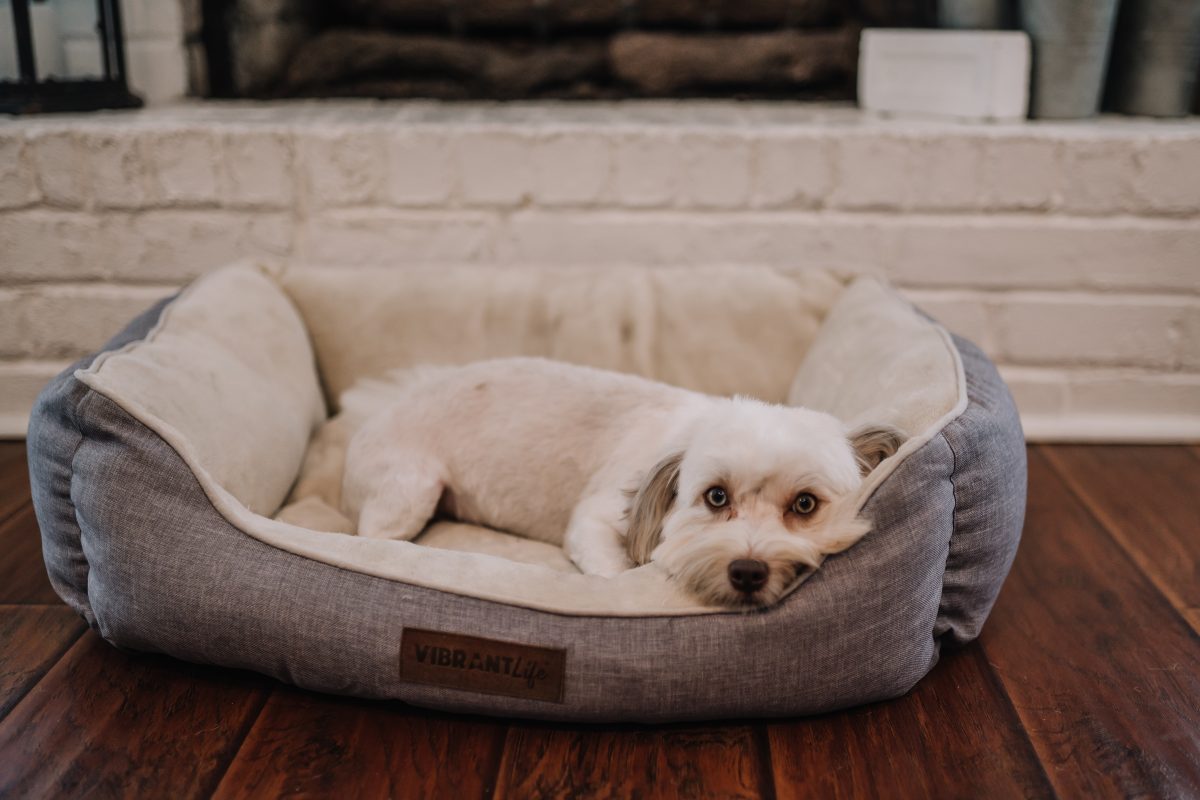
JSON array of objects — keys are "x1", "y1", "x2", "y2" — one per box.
[{"x1": 349, "y1": 450, "x2": 446, "y2": 541}]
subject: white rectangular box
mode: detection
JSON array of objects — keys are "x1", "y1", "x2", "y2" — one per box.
[{"x1": 859, "y1": 29, "x2": 1031, "y2": 121}]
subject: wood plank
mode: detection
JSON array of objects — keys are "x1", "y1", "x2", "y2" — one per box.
[
  {"x1": 0, "y1": 448, "x2": 32, "y2": 526},
  {"x1": 0, "y1": 631, "x2": 270, "y2": 799},
  {"x1": 767, "y1": 644, "x2": 1053, "y2": 800},
  {"x1": 978, "y1": 448, "x2": 1200, "y2": 799},
  {"x1": 214, "y1": 688, "x2": 506, "y2": 798},
  {"x1": 0, "y1": 605, "x2": 85, "y2": 720},
  {"x1": 0, "y1": 504, "x2": 60, "y2": 605},
  {"x1": 1043, "y1": 445, "x2": 1200, "y2": 631},
  {"x1": 495, "y1": 721, "x2": 770, "y2": 799}
]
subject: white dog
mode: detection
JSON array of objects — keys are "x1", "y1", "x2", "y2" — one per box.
[{"x1": 338, "y1": 357, "x2": 903, "y2": 607}]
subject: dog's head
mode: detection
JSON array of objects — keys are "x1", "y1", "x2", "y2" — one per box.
[{"x1": 626, "y1": 398, "x2": 904, "y2": 608}]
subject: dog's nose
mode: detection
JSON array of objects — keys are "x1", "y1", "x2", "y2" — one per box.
[{"x1": 728, "y1": 559, "x2": 769, "y2": 593}]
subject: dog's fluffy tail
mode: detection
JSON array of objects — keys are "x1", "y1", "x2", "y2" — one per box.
[{"x1": 337, "y1": 364, "x2": 456, "y2": 425}]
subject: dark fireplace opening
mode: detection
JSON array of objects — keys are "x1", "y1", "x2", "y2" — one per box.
[{"x1": 198, "y1": 0, "x2": 932, "y2": 101}]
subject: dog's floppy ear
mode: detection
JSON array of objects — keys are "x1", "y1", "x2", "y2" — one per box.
[
  {"x1": 625, "y1": 452, "x2": 683, "y2": 566},
  {"x1": 849, "y1": 424, "x2": 906, "y2": 476}
]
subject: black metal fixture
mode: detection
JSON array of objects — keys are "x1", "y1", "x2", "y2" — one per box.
[{"x1": 1, "y1": 0, "x2": 142, "y2": 114}]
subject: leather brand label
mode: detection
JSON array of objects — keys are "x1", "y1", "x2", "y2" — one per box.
[{"x1": 399, "y1": 628, "x2": 567, "y2": 703}]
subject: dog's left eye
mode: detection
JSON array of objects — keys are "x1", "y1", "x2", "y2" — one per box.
[
  {"x1": 704, "y1": 486, "x2": 729, "y2": 509},
  {"x1": 792, "y1": 493, "x2": 818, "y2": 515}
]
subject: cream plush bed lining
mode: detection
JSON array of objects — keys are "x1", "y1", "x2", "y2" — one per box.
[{"x1": 76, "y1": 263, "x2": 966, "y2": 616}]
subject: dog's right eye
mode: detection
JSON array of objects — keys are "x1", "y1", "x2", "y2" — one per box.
[{"x1": 704, "y1": 486, "x2": 728, "y2": 509}]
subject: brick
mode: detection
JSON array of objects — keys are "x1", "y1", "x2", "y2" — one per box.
[
  {"x1": 145, "y1": 129, "x2": 222, "y2": 204},
  {"x1": 531, "y1": 133, "x2": 611, "y2": 206},
  {"x1": 900, "y1": 289, "x2": 994, "y2": 350},
  {"x1": 125, "y1": 40, "x2": 189, "y2": 104},
  {"x1": 1067, "y1": 371, "x2": 1200, "y2": 417},
  {"x1": 996, "y1": 366, "x2": 1069, "y2": 418},
  {"x1": 455, "y1": 130, "x2": 532, "y2": 206},
  {"x1": 386, "y1": 131, "x2": 455, "y2": 207},
  {"x1": 979, "y1": 137, "x2": 1059, "y2": 210},
  {"x1": 120, "y1": 0, "x2": 184, "y2": 37},
  {"x1": 678, "y1": 134, "x2": 751, "y2": 209},
  {"x1": 0, "y1": 360, "x2": 69, "y2": 437},
  {"x1": 497, "y1": 211, "x2": 1200, "y2": 292},
  {"x1": 29, "y1": 131, "x2": 88, "y2": 207},
  {"x1": 0, "y1": 285, "x2": 174, "y2": 359},
  {"x1": 1179, "y1": 308, "x2": 1200, "y2": 371},
  {"x1": 296, "y1": 210, "x2": 497, "y2": 264},
  {"x1": 751, "y1": 134, "x2": 832, "y2": 209},
  {"x1": 1135, "y1": 139, "x2": 1200, "y2": 215},
  {"x1": 298, "y1": 129, "x2": 387, "y2": 208},
  {"x1": 79, "y1": 131, "x2": 154, "y2": 209},
  {"x1": 612, "y1": 133, "x2": 679, "y2": 208},
  {"x1": 222, "y1": 130, "x2": 295, "y2": 208},
  {"x1": 0, "y1": 210, "x2": 292, "y2": 283},
  {"x1": 906, "y1": 136, "x2": 983, "y2": 211},
  {"x1": 992, "y1": 293, "x2": 1195, "y2": 369},
  {"x1": 883, "y1": 216, "x2": 1200, "y2": 292},
  {"x1": 1058, "y1": 139, "x2": 1138, "y2": 215},
  {"x1": 0, "y1": 135, "x2": 39, "y2": 209},
  {"x1": 829, "y1": 134, "x2": 909, "y2": 210}
]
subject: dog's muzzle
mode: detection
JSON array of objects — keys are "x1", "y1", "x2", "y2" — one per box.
[{"x1": 727, "y1": 559, "x2": 769, "y2": 594}]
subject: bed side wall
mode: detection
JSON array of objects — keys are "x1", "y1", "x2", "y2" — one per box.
[
  {"x1": 26, "y1": 298, "x2": 174, "y2": 624},
  {"x1": 935, "y1": 335, "x2": 1027, "y2": 645}
]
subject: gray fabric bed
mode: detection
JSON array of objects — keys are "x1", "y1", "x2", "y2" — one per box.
[{"x1": 27, "y1": 263, "x2": 1025, "y2": 722}]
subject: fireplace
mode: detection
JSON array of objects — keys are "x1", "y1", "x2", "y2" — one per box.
[{"x1": 195, "y1": 0, "x2": 931, "y2": 100}]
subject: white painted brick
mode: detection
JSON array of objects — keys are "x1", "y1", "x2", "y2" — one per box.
[
  {"x1": 900, "y1": 289, "x2": 994, "y2": 350},
  {"x1": 29, "y1": 131, "x2": 88, "y2": 207},
  {"x1": 906, "y1": 136, "x2": 983, "y2": 211},
  {"x1": 531, "y1": 133, "x2": 611, "y2": 206},
  {"x1": 1058, "y1": 139, "x2": 1138, "y2": 215},
  {"x1": 120, "y1": 0, "x2": 184, "y2": 38},
  {"x1": 125, "y1": 40, "x2": 189, "y2": 104},
  {"x1": 1135, "y1": 139, "x2": 1200, "y2": 214},
  {"x1": 497, "y1": 211, "x2": 1200, "y2": 291},
  {"x1": 298, "y1": 129, "x2": 387, "y2": 208},
  {"x1": 979, "y1": 137, "x2": 1059, "y2": 210},
  {"x1": 613, "y1": 133, "x2": 679, "y2": 208},
  {"x1": 829, "y1": 135, "x2": 909, "y2": 209},
  {"x1": 0, "y1": 135, "x2": 39, "y2": 209},
  {"x1": 1067, "y1": 371, "x2": 1200, "y2": 417},
  {"x1": 884, "y1": 216, "x2": 1200, "y2": 292},
  {"x1": 992, "y1": 293, "x2": 1196, "y2": 369},
  {"x1": 0, "y1": 285, "x2": 174, "y2": 359},
  {"x1": 386, "y1": 131, "x2": 455, "y2": 207},
  {"x1": 143, "y1": 129, "x2": 219, "y2": 205},
  {"x1": 499, "y1": 211, "x2": 690, "y2": 265},
  {"x1": 0, "y1": 210, "x2": 293, "y2": 282},
  {"x1": 996, "y1": 366, "x2": 1069, "y2": 417},
  {"x1": 222, "y1": 131, "x2": 295, "y2": 208},
  {"x1": 752, "y1": 135, "x2": 833, "y2": 209},
  {"x1": 79, "y1": 131, "x2": 155, "y2": 209},
  {"x1": 455, "y1": 131, "x2": 532, "y2": 206},
  {"x1": 0, "y1": 360, "x2": 70, "y2": 437},
  {"x1": 297, "y1": 210, "x2": 496, "y2": 264},
  {"x1": 678, "y1": 134, "x2": 751, "y2": 209},
  {"x1": 1180, "y1": 308, "x2": 1200, "y2": 371}
]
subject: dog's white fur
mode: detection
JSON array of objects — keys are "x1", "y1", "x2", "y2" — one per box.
[{"x1": 337, "y1": 357, "x2": 902, "y2": 607}]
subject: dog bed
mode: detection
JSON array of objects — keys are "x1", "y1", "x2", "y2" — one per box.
[{"x1": 28, "y1": 263, "x2": 1025, "y2": 722}]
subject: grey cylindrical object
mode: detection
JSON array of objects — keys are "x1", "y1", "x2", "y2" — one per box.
[
  {"x1": 1019, "y1": 0, "x2": 1121, "y2": 118},
  {"x1": 938, "y1": 0, "x2": 1009, "y2": 29},
  {"x1": 1106, "y1": 0, "x2": 1200, "y2": 117}
]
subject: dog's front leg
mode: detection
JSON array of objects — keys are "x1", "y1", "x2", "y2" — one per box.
[{"x1": 564, "y1": 494, "x2": 635, "y2": 578}]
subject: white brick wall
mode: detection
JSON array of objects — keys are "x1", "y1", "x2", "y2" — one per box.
[{"x1": 1, "y1": 102, "x2": 1198, "y2": 441}]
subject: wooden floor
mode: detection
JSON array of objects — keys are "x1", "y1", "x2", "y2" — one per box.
[{"x1": 0, "y1": 442, "x2": 1197, "y2": 799}]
